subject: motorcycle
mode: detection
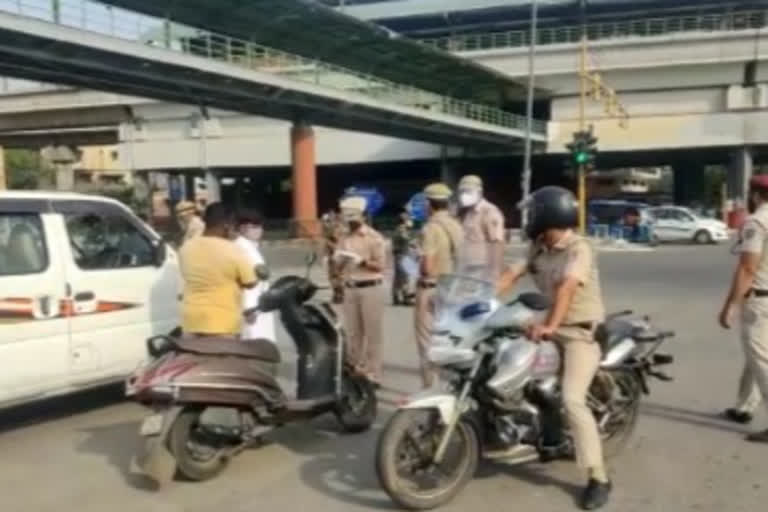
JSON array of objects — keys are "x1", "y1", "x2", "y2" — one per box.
[
  {"x1": 375, "y1": 248, "x2": 675, "y2": 510},
  {"x1": 126, "y1": 254, "x2": 378, "y2": 483}
]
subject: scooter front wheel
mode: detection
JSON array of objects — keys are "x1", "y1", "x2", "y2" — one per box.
[
  {"x1": 169, "y1": 408, "x2": 229, "y2": 481},
  {"x1": 334, "y1": 373, "x2": 377, "y2": 433}
]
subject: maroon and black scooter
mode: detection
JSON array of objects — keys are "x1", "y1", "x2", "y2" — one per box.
[{"x1": 126, "y1": 255, "x2": 377, "y2": 483}]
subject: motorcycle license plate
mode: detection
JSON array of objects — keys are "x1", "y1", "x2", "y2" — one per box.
[{"x1": 139, "y1": 414, "x2": 164, "y2": 436}]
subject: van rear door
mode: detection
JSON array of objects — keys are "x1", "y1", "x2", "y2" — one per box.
[{"x1": 0, "y1": 198, "x2": 70, "y2": 404}]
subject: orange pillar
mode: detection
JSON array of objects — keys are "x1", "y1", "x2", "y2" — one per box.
[{"x1": 291, "y1": 122, "x2": 318, "y2": 237}]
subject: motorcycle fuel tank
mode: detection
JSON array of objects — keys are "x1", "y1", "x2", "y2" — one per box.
[{"x1": 487, "y1": 338, "x2": 561, "y2": 399}]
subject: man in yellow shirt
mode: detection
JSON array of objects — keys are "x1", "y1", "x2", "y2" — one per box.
[{"x1": 179, "y1": 203, "x2": 258, "y2": 337}]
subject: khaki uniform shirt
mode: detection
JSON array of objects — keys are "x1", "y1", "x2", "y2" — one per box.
[
  {"x1": 526, "y1": 231, "x2": 605, "y2": 326},
  {"x1": 421, "y1": 211, "x2": 464, "y2": 281},
  {"x1": 737, "y1": 204, "x2": 768, "y2": 290},
  {"x1": 337, "y1": 224, "x2": 387, "y2": 282},
  {"x1": 461, "y1": 198, "x2": 506, "y2": 244}
]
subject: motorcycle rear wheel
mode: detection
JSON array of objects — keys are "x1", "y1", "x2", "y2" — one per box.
[
  {"x1": 169, "y1": 408, "x2": 229, "y2": 481},
  {"x1": 376, "y1": 409, "x2": 479, "y2": 510},
  {"x1": 593, "y1": 369, "x2": 642, "y2": 458}
]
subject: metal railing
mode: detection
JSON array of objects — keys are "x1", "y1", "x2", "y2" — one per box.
[
  {"x1": 0, "y1": 0, "x2": 545, "y2": 135},
  {"x1": 420, "y1": 8, "x2": 768, "y2": 53}
]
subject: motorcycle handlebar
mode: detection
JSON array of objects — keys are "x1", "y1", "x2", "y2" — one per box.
[{"x1": 607, "y1": 309, "x2": 633, "y2": 319}]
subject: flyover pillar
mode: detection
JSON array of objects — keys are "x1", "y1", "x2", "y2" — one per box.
[
  {"x1": 291, "y1": 122, "x2": 318, "y2": 237},
  {"x1": 440, "y1": 146, "x2": 458, "y2": 188},
  {"x1": 205, "y1": 170, "x2": 221, "y2": 204},
  {"x1": 726, "y1": 147, "x2": 753, "y2": 228},
  {"x1": 0, "y1": 146, "x2": 6, "y2": 190}
]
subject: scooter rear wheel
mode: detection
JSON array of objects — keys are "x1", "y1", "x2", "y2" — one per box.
[
  {"x1": 334, "y1": 373, "x2": 377, "y2": 433},
  {"x1": 169, "y1": 408, "x2": 229, "y2": 481}
]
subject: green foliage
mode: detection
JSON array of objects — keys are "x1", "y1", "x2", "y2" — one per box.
[{"x1": 4, "y1": 149, "x2": 54, "y2": 189}]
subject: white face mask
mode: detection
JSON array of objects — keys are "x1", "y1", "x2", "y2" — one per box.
[
  {"x1": 243, "y1": 226, "x2": 263, "y2": 242},
  {"x1": 459, "y1": 191, "x2": 481, "y2": 208}
]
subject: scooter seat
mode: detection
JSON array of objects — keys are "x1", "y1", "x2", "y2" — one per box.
[{"x1": 175, "y1": 337, "x2": 281, "y2": 363}]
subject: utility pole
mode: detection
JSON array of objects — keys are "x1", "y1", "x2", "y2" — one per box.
[
  {"x1": 521, "y1": 0, "x2": 538, "y2": 232},
  {"x1": 577, "y1": 0, "x2": 588, "y2": 234}
]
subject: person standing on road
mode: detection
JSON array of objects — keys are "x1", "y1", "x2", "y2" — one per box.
[
  {"x1": 414, "y1": 183, "x2": 464, "y2": 388},
  {"x1": 179, "y1": 203, "x2": 259, "y2": 338},
  {"x1": 719, "y1": 175, "x2": 768, "y2": 442},
  {"x1": 497, "y1": 186, "x2": 612, "y2": 510},
  {"x1": 392, "y1": 210, "x2": 417, "y2": 305},
  {"x1": 235, "y1": 209, "x2": 276, "y2": 343},
  {"x1": 322, "y1": 210, "x2": 345, "y2": 304},
  {"x1": 334, "y1": 196, "x2": 387, "y2": 385},
  {"x1": 176, "y1": 200, "x2": 205, "y2": 245},
  {"x1": 456, "y1": 174, "x2": 506, "y2": 273}
]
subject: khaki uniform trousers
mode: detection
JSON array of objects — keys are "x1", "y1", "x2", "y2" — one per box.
[
  {"x1": 414, "y1": 287, "x2": 438, "y2": 387},
  {"x1": 556, "y1": 328, "x2": 604, "y2": 470},
  {"x1": 343, "y1": 283, "x2": 385, "y2": 382},
  {"x1": 734, "y1": 299, "x2": 768, "y2": 414}
]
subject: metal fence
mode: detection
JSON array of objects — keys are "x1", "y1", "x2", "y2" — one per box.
[
  {"x1": 420, "y1": 9, "x2": 768, "y2": 52},
  {"x1": 0, "y1": 0, "x2": 543, "y2": 135}
]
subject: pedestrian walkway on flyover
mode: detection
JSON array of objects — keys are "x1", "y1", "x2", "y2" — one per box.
[{"x1": 0, "y1": 0, "x2": 546, "y2": 148}]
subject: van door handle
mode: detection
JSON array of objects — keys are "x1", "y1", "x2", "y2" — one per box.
[{"x1": 74, "y1": 291, "x2": 95, "y2": 301}]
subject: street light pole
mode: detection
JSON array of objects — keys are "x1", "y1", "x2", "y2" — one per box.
[
  {"x1": 577, "y1": 0, "x2": 588, "y2": 234},
  {"x1": 520, "y1": 0, "x2": 538, "y2": 233}
]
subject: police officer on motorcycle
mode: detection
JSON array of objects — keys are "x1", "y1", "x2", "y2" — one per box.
[{"x1": 498, "y1": 186, "x2": 611, "y2": 510}]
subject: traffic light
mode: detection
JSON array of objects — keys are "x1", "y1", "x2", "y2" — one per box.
[{"x1": 565, "y1": 128, "x2": 598, "y2": 170}]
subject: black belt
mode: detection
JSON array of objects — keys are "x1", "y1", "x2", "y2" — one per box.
[
  {"x1": 748, "y1": 289, "x2": 768, "y2": 298},
  {"x1": 417, "y1": 280, "x2": 437, "y2": 289},
  {"x1": 345, "y1": 279, "x2": 382, "y2": 289}
]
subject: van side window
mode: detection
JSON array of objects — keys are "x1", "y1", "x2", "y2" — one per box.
[
  {"x1": 0, "y1": 213, "x2": 49, "y2": 276},
  {"x1": 64, "y1": 212, "x2": 154, "y2": 270}
]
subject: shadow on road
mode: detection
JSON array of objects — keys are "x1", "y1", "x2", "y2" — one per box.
[
  {"x1": 478, "y1": 461, "x2": 583, "y2": 506},
  {"x1": 76, "y1": 419, "x2": 160, "y2": 491},
  {"x1": 0, "y1": 383, "x2": 125, "y2": 434},
  {"x1": 641, "y1": 402, "x2": 748, "y2": 434}
]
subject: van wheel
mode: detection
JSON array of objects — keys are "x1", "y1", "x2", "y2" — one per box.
[
  {"x1": 693, "y1": 230, "x2": 713, "y2": 245},
  {"x1": 169, "y1": 409, "x2": 229, "y2": 481}
]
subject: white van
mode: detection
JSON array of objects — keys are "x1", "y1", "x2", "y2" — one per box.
[{"x1": 0, "y1": 191, "x2": 182, "y2": 408}]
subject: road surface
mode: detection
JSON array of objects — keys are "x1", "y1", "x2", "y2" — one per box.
[{"x1": 0, "y1": 243, "x2": 765, "y2": 512}]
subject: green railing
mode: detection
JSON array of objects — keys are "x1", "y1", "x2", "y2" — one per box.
[
  {"x1": 420, "y1": 9, "x2": 768, "y2": 52},
  {"x1": 0, "y1": 0, "x2": 545, "y2": 135}
]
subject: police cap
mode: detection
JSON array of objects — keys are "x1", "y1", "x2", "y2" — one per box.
[
  {"x1": 458, "y1": 174, "x2": 483, "y2": 190},
  {"x1": 339, "y1": 195, "x2": 367, "y2": 213},
  {"x1": 423, "y1": 182, "x2": 453, "y2": 200}
]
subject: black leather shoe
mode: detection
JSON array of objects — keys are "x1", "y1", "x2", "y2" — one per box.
[
  {"x1": 724, "y1": 408, "x2": 753, "y2": 424},
  {"x1": 581, "y1": 478, "x2": 612, "y2": 510}
]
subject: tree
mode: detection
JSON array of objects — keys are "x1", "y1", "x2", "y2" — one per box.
[{"x1": 4, "y1": 149, "x2": 54, "y2": 190}]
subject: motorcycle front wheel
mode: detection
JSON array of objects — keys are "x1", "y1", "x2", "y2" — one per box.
[
  {"x1": 169, "y1": 408, "x2": 229, "y2": 481},
  {"x1": 376, "y1": 409, "x2": 479, "y2": 510}
]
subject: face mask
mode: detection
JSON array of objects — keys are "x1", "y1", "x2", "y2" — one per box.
[
  {"x1": 244, "y1": 226, "x2": 263, "y2": 241},
  {"x1": 459, "y1": 191, "x2": 481, "y2": 208}
]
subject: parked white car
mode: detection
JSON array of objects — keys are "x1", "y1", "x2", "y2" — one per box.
[
  {"x1": 0, "y1": 191, "x2": 182, "y2": 409},
  {"x1": 647, "y1": 206, "x2": 729, "y2": 244}
]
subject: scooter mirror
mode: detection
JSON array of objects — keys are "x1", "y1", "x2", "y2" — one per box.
[{"x1": 304, "y1": 251, "x2": 318, "y2": 279}]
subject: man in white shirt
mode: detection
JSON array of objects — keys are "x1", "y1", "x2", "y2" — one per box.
[{"x1": 235, "y1": 210, "x2": 276, "y2": 343}]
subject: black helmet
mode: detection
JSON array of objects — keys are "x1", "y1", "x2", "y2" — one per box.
[{"x1": 522, "y1": 186, "x2": 579, "y2": 240}]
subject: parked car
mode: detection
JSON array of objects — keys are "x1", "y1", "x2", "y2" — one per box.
[
  {"x1": 646, "y1": 205, "x2": 729, "y2": 244},
  {"x1": 0, "y1": 191, "x2": 181, "y2": 409}
]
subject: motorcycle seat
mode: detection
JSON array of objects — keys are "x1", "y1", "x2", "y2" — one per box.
[{"x1": 175, "y1": 337, "x2": 281, "y2": 363}]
